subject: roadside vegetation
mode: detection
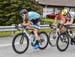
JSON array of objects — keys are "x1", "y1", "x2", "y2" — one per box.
[
  {"x1": 0, "y1": 18, "x2": 75, "y2": 37},
  {"x1": 0, "y1": 18, "x2": 54, "y2": 37},
  {"x1": 0, "y1": 0, "x2": 54, "y2": 37}
]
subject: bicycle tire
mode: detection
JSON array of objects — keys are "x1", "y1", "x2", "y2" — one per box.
[
  {"x1": 56, "y1": 32, "x2": 69, "y2": 52},
  {"x1": 39, "y1": 32, "x2": 49, "y2": 49},
  {"x1": 12, "y1": 33, "x2": 29, "y2": 54}
]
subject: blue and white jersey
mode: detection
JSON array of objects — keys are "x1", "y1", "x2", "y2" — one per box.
[{"x1": 28, "y1": 11, "x2": 40, "y2": 20}]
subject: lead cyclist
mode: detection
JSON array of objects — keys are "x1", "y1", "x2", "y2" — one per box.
[{"x1": 18, "y1": 9, "x2": 41, "y2": 49}]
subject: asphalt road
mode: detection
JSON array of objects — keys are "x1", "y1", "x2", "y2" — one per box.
[{"x1": 0, "y1": 37, "x2": 75, "y2": 57}]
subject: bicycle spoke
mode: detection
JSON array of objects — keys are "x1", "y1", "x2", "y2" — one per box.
[
  {"x1": 56, "y1": 33, "x2": 69, "y2": 51},
  {"x1": 12, "y1": 33, "x2": 29, "y2": 54}
]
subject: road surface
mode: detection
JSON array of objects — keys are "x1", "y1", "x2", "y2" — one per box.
[{"x1": 0, "y1": 37, "x2": 75, "y2": 57}]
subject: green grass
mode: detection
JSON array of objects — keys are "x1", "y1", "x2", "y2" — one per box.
[
  {"x1": 0, "y1": 28, "x2": 52, "y2": 37},
  {"x1": 39, "y1": 28, "x2": 52, "y2": 33},
  {"x1": 0, "y1": 32, "x2": 12, "y2": 37},
  {"x1": 0, "y1": 31, "x2": 22, "y2": 37},
  {"x1": 41, "y1": 18, "x2": 54, "y2": 24},
  {"x1": 0, "y1": 18, "x2": 73, "y2": 37}
]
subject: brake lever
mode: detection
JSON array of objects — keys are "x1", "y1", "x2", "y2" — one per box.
[{"x1": 15, "y1": 25, "x2": 20, "y2": 31}]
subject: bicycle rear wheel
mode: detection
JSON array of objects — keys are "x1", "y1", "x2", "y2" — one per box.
[
  {"x1": 39, "y1": 32, "x2": 48, "y2": 49},
  {"x1": 56, "y1": 32, "x2": 69, "y2": 52},
  {"x1": 12, "y1": 33, "x2": 29, "y2": 54}
]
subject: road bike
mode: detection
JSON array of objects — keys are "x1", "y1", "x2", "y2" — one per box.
[
  {"x1": 56, "y1": 24, "x2": 75, "y2": 51},
  {"x1": 12, "y1": 25, "x2": 49, "y2": 54}
]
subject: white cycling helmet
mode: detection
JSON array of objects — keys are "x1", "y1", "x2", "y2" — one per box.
[{"x1": 19, "y1": 9, "x2": 28, "y2": 15}]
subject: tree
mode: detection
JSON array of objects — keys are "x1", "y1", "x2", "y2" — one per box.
[{"x1": 0, "y1": 0, "x2": 43, "y2": 26}]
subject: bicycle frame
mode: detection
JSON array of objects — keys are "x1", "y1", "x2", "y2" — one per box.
[
  {"x1": 21, "y1": 25, "x2": 40, "y2": 39},
  {"x1": 64, "y1": 30, "x2": 74, "y2": 41},
  {"x1": 49, "y1": 24, "x2": 60, "y2": 35},
  {"x1": 22, "y1": 27, "x2": 33, "y2": 40}
]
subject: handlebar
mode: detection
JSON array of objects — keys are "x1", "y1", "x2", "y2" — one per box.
[
  {"x1": 15, "y1": 24, "x2": 40, "y2": 30},
  {"x1": 49, "y1": 24, "x2": 57, "y2": 28},
  {"x1": 49, "y1": 23, "x2": 70, "y2": 29}
]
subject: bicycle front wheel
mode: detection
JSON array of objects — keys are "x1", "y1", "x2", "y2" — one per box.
[
  {"x1": 12, "y1": 33, "x2": 29, "y2": 54},
  {"x1": 39, "y1": 32, "x2": 48, "y2": 49},
  {"x1": 49, "y1": 30, "x2": 58, "y2": 47},
  {"x1": 56, "y1": 33, "x2": 69, "y2": 52}
]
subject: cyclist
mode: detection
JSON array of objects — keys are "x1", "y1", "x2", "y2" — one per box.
[
  {"x1": 60, "y1": 9, "x2": 75, "y2": 25},
  {"x1": 53, "y1": 9, "x2": 75, "y2": 43},
  {"x1": 61, "y1": 9, "x2": 75, "y2": 43},
  {"x1": 53, "y1": 12, "x2": 64, "y2": 24},
  {"x1": 53, "y1": 9, "x2": 75, "y2": 28},
  {"x1": 19, "y1": 9, "x2": 41, "y2": 49}
]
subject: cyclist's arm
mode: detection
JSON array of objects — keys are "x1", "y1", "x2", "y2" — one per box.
[
  {"x1": 53, "y1": 15, "x2": 58, "y2": 24},
  {"x1": 22, "y1": 21, "x2": 31, "y2": 26},
  {"x1": 64, "y1": 19, "x2": 73, "y2": 25},
  {"x1": 64, "y1": 16, "x2": 74, "y2": 25}
]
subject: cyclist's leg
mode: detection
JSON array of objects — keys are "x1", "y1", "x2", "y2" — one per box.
[
  {"x1": 30, "y1": 19, "x2": 40, "y2": 48},
  {"x1": 32, "y1": 29, "x2": 40, "y2": 49},
  {"x1": 33, "y1": 29, "x2": 40, "y2": 40},
  {"x1": 30, "y1": 18, "x2": 40, "y2": 41},
  {"x1": 64, "y1": 25, "x2": 75, "y2": 43}
]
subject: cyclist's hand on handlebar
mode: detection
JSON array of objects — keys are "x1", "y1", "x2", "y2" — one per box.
[
  {"x1": 15, "y1": 24, "x2": 18, "y2": 29},
  {"x1": 15, "y1": 24, "x2": 21, "y2": 30},
  {"x1": 57, "y1": 23, "x2": 65, "y2": 29},
  {"x1": 49, "y1": 24, "x2": 54, "y2": 28},
  {"x1": 49, "y1": 24, "x2": 52, "y2": 27}
]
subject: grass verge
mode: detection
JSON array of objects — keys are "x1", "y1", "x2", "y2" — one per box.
[{"x1": 0, "y1": 18, "x2": 54, "y2": 37}]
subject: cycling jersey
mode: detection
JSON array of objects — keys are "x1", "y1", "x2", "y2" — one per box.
[
  {"x1": 66, "y1": 12, "x2": 75, "y2": 21},
  {"x1": 18, "y1": 11, "x2": 41, "y2": 28},
  {"x1": 28, "y1": 11, "x2": 40, "y2": 20},
  {"x1": 28, "y1": 11, "x2": 41, "y2": 26}
]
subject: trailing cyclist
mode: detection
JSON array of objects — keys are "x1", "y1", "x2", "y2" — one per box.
[
  {"x1": 61, "y1": 9, "x2": 75, "y2": 43},
  {"x1": 53, "y1": 9, "x2": 75, "y2": 43}
]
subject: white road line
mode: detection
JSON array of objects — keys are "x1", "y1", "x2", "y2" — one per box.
[
  {"x1": 0, "y1": 42, "x2": 27, "y2": 47},
  {"x1": 0, "y1": 44, "x2": 12, "y2": 47}
]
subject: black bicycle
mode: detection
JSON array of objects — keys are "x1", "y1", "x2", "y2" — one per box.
[
  {"x1": 56, "y1": 24, "x2": 75, "y2": 52},
  {"x1": 12, "y1": 25, "x2": 49, "y2": 54}
]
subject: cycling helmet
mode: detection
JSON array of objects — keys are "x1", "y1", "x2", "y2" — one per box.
[
  {"x1": 19, "y1": 9, "x2": 28, "y2": 15},
  {"x1": 61, "y1": 9, "x2": 69, "y2": 15}
]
